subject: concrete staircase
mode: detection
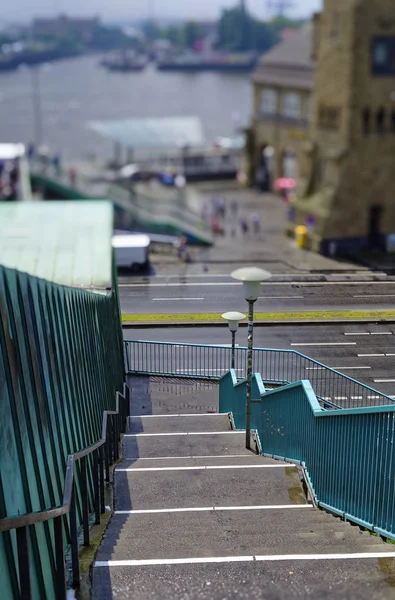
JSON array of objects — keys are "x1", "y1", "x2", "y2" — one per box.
[{"x1": 92, "y1": 378, "x2": 395, "y2": 599}]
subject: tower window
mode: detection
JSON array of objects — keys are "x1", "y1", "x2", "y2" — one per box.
[
  {"x1": 281, "y1": 92, "x2": 301, "y2": 120},
  {"x1": 362, "y1": 108, "x2": 371, "y2": 135},
  {"x1": 391, "y1": 110, "x2": 395, "y2": 133},
  {"x1": 260, "y1": 89, "x2": 277, "y2": 117},
  {"x1": 376, "y1": 108, "x2": 386, "y2": 134}
]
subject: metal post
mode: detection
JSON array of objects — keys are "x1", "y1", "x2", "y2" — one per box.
[
  {"x1": 31, "y1": 67, "x2": 43, "y2": 148},
  {"x1": 54, "y1": 515, "x2": 66, "y2": 599},
  {"x1": 17, "y1": 526, "x2": 31, "y2": 600},
  {"x1": 69, "y1": 484, "x2": 80, "y2": 588},
  {"x1": 246, "y1": 299, "x2": 255, "y2": 450},
  {"x1": 231, "y1": 330, "x2": 236, "y2": 370},
  {"x1": 81, "y1": 456, "x2": 89, "y2": 546}
]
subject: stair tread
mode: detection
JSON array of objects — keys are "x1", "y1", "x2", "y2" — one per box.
[
  {"x1": 92, "y1": 558, "x2": 395, "y2": 600},
  {"x1": 114, "y1": 465, "x2": 305, "y2": 510},
  {"x1": 96, "y1": 511, "x2": 394, "y2": 562}
]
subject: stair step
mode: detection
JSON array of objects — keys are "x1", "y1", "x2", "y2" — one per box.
[
  {"x1": 96, "y1": 511, "x2": 394, "y2": 562},
  {"x1": 114, "y1": 465, "x2": 305, "y2": 511},
  {"x1": 122, "y1": 431, "x2": 251, "y2": 459},
  {"x1": 127, "y1": 414, "x2": 231, "y2": 434},
  {"x1": 92, "y1": 557, "x2": 395, "y2": 600}
]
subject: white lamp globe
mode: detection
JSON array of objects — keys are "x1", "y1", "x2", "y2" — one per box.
[
  {"x1": 231, "y1": 267, "x2": 272, "y2": 301},
  {"x1": 221, "y1": 311, "x2": 246, "y2": 332}
]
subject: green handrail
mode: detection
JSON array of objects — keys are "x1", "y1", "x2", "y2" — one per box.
[{"x1": 219, "y1": 372, "x2": 395, "y2": 542}]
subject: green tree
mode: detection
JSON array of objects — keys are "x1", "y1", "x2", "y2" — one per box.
[
  {"x1": 179, "y1": 21, "x2": 204, "y2": 49},
  {"x1": 217, "y1": 4, "x2": 280, "y2": 53}
]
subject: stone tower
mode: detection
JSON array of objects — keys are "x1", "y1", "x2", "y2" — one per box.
[{"x1": 293, "y1": 0, "x2": 395, "y2": 255}]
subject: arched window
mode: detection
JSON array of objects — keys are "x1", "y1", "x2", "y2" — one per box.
[
  {"x1": 362, "y1": 108, "x2": 371, "y2": 135},
  {"x1": 391, "y1": 110, "x2": 395, "y2": 133},
  {"x1": 376, "y1": 107, "x2": 386, "y2": 134}
]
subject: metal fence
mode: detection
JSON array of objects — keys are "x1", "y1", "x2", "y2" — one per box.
[
  {"x1": 0, "y1": 265, "x2": 125, "y2": 600},
  {"x1": 124, "y1": 339, "x2": 395, "y2": 409},
  {"x1": 219, "y1": 373, "x2": 395, "y2": 543}
]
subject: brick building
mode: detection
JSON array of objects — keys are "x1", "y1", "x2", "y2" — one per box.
[
  {"x1": 32, "y1": 15, "x2": 99, "y2": 43},
  {"x1": 248, "y1": 0, "x2": 395, "y2": 257}
]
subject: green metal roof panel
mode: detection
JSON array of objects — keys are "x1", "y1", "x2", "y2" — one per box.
[
  {"x1": 87, "y1": 116, "x2": 205, "y2": 149},
  {"x1": 0, "y1": 201, "x2": 113, "y2": 290}
]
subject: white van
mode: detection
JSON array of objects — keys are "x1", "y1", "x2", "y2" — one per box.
[{"x1": 112, "y1": 232, "x2": 150, "y2": 271}]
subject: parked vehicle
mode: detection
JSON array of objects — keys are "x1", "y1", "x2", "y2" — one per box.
[{"x1": 112, "y1": 232, "x2": 150, "y2": 271}]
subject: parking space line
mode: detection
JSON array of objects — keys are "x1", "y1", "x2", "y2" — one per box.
[{"x1": 291, "y1": 342, "x2": 356, "y2": 346}]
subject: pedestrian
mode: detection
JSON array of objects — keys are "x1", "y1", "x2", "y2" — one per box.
[
  {"x1": 68, "y1": 167, "x2": 77, "y2": 186},
  {"x1": 240, "y1": 217, "x2": 249, "y2": 238},
  {"x1": 53, "y1": 154, "x2": 61, "y2": 177},
  {"x1": 217, "y1": 196, "x2": 226, "y2": 220},
  {"x1": 230, "y1": 198, "x2": 238, "y2": 216},
  {"x1": 250, "y1": 213, "x2": 261, "y2": 237}
]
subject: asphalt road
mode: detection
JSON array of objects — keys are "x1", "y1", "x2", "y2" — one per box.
[
  {"x1": 119, "y1": 276, "x2": 395, "y2": 314},
  {"x1": 123, "y1": 323, "x2": 395, "y2": 399}
]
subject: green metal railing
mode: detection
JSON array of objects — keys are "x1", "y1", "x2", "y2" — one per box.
[
  {"x1": 124, "y1": 340, "x2": 394, "y2": 408},
  {"x1": 0, "y1": 265, "x2": 125, "y2": 599},
  {"x1": 219, "y1": 371, "x2": 395, "y2": 542}
]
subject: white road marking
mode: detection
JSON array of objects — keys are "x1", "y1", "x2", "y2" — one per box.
[
  {"x1": 334, "y1": 397, "x2": 348, "y2": 400},
  {"x1": 258, "y1": 296, "x2": 304, "y2": 299},
  {"x1": 307, "y1": 366, "x2": 370, "y2": 371},
  {"x1": 353, "y1": 295, "x2": 395, "y2": 298},
  {"x1": 124, "y1": 431, "x2": 243, "y2": 437},
  {"x1": 344, "y1": 333, "x2": 370, "y2": 336},
  {"x1": 357, "y1": 354, "x2": 385, "y2": 357},
  {"x1": 95, "y1": 551, "x2": 395, "y2": 568},
  {"x1": 374, "y1": 379, "x2": 395, "y2": 383},
  {"x1": 351, "y1": 396, "x2": 363, "y2": 400},
  {"x1": 367, "y1": 396, "x2": 380, "y2": 400},
  {"x1": 119, "y1": 281, "x2": 395, "y2": 288},
  {"x1": 115, "y1": 505, "x2": 312, "y2": 515},
  {"x1": 152, "y1": 298, "x2": 204, "y2": 301},
  {"x1": 370, "y1": 332, "x2": 393, "y2": 335},
  {"x1": 129, "y1": 414, "x2": 222, "y2": 418},
  {"x1": 291, "y1": 342, "x2": 356, "y2": 346},
  {"x1": 116, "y1": 465, "x2": 294, "y2": 472},
  {"x1": 334, "y1": 367, "x2": 371, "y2": 370},
  {"x1": 175, "y1": 369, "x2": 243, "y2": 373}
]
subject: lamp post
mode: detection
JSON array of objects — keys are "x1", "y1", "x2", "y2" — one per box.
[
  {"x1": 231, "y1": 267, "x2": 272, "y2": 449},
  {"x1": 221, "y1": 311, "x2": 246, "y2": 370}
]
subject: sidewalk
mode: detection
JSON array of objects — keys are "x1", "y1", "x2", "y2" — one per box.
[
  {"x1": 151, "y1": 187, "x2": 369, "y2": 277},
  {"x1": 91, "y1": 377, "x2": 395, "y2": 599}
]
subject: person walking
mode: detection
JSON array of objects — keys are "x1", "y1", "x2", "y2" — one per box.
[{"x1": 250, "y1": 212, "x2": 261, "y2": 238}]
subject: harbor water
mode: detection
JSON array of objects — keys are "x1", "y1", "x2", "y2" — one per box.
[{"x1": 0, "y1": 54, "x2": 252, "y2": 160}]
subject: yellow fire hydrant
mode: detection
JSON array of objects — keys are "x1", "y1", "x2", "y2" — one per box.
[{"x1": 295, "y1": 225, "x2": 308, "y2": 249}]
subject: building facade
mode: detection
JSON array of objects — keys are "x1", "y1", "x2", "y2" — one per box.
[
  {"x1": 249, "y1": 0, "x2": 395, "y2": 257},
  {"x1": 248, "y1": 26, "x2": 314, "y2": 191}
]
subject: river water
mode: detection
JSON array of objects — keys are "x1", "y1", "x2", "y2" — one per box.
[{"x1": 0, "y1": 55, "x2": 252, "y2": 160}]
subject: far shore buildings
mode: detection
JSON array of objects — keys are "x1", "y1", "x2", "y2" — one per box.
[{"x1": 248, "y1": 0, "x2": 395, "y2": 257}]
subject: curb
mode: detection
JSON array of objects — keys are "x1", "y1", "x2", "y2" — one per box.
[{"x1": 122, "y1": 318, "x2": 395, "y2": 329}]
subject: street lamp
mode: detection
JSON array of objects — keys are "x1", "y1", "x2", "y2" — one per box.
[
  {"x1": 221, "y1": 311, "x2": 246, "y2": 370},
  {"x1": 231, "y1": 267, "x2": 272, "y2": 449}
]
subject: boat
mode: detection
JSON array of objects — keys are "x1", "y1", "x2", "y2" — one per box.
[
  {"x1": 100, "y1": 52, "x2": 148, "y2": 72},
  {"x1": 156, "y1": 52, "x2": 257, "y2": 73}
]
